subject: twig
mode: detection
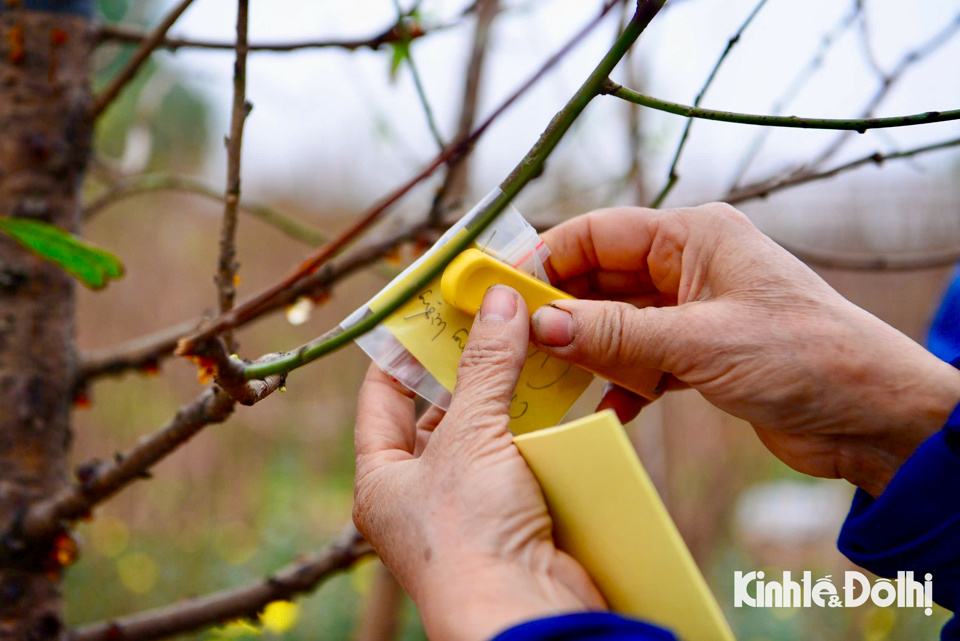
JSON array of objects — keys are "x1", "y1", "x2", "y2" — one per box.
[
  {"x1": 238, "y1": 0, "x2": 667, "y2": 382},
  {"x1": 854, "y1": 0, "x2": 885, "y2": 80},
  {"x1": 91, "y1": 0, "x2": 197, "y2": 118},
  {"x1": 392, "y1": 0, "x2": 445, "y2": 150},
  {"x1": 773, "y1": 238, "x2": 960, "y2": 272},
  {"x1": 82, "y1": 174, "x2": 326, "y2": 246},
  {"x1": 603, "y1": 81, "x2": 960, "y2": 131},
  {"x1": 429, "y1": 0, "x2": 501, "y2": 225},
  {"x1": 728, "y1": 4, "x2": 860, "y2": 189},
  {"x1": 20, "y1": 388, "x2": 236, "y2": 541},
  {"x1": 77, "y1": 222, "x2": 433, "y2": 385},
  {"x1": 69, "y1": 525, "x2": 372, "y2": 641},
  {"x1": 174, "y1": 0, "x2": 628, "y2": 361},
  {"x1": 216, "y1": 0, "x2": 251, "y2": 354},
  {"x1": 95, "y1": 18, "x2": 453, "y2": 53},
  {"x1": 808, "y1": 10, "x2": 960, "y2": 168},
  {"x1": 649, "y1": 0, "x2": 769, "y2": 208},
  {"x1": 727, "y1": 135, "x2": 960, "y2": 205}
]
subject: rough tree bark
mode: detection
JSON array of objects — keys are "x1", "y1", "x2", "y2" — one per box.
[{"x1": 0, "y1": 2, "x2": 92, "y2": 640}]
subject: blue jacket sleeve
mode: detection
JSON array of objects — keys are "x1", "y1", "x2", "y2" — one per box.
[
  {"x1": 490, "y1": 613, "x2": 677, "y2": 641},
  {"x1": 838, "y1": 402, "x2": 960, "y2": 640}
]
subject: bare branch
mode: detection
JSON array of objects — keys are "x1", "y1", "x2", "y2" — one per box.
[
  {"x1": 91, "y1": 0, "x2": 197, "y2": 119},
  {"x1": 216, "y1": 0, "x2": 251, "y2": 354},
  {"x1": 649, "y1": 0, "x2": 769, "y2": 208},
  {"x1": 429, "y1": 0, "x2": 501, "y2": 225},
  {"x1": 78, "y1": 222, "x2": 433, "y2": 385},
  {"x1": 604, "y1": 81, "x2": 960, "y2": 131},
  {"x1": 808, "y1": 9, "x2": 960, "y2": 168},
  {"x1": 69, "y1": 525, "x2": 372, "y2": 641},
  {"x1": 773, "y1": 238, "x2": 960, "y2": 272},
  {"x1": 391, "y1": 1, "x2": 446, "y2": 150},
  {"x1": 174, "y1": 0, "x2": 626, "y2": 362},
  {"x1": 83, "y1": 173, "x2": 326, "y2": 246},
  {"x1": 727, "y1": 135, "x2": 960, "y2": 205},
  {"x1": 728, "y1": 4, "x2": 860, "y2": 189},
  {"x1": 20, "y1": 388, "x2": 236, "y2": 541},
  {"x1": 95, "y1": 18, "x2": 453, "y2": 53}
]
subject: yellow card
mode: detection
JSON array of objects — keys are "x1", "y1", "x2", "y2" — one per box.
[
  {"x1": 514, "y1": 410, "x2": 736, "y2": 641},
  {"x1": 370, "y1": 243, "x2": 593, "y2": 435}
]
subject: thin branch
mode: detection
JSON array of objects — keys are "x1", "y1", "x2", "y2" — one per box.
[
  {"x1": 83, "y1": 174, "x2": 326, "y2": 246},
  {"x1": 20, "y1": 388, "x2": 236, "y2": 541},
  {"x1": 727, "y1": 135, "x2": 960, "y2": 205},
  {"x1": 91, "y1": 0, "x2": 197, "y2": 119},
  {"x1": 728, "y1": 4, "x2": 861, "y2": 189},
  {"x1": 854, "y1": 0, "x2": 885, "y2": 80},
  {"x1": 78, "y1": 222, "x2": 433, "y2": 385},
  {"x1": 604, "y1": 81, "x2": 960, "y2": 131},
  {"x1": 649, "y1": 0, "x2": 769, "y2": 208},
  {"x1": 69, "y1": 525, "x2": 372, "y2": 641},
  {"x1": 429, "y1": 0, "x2": 501, "y2": 225},
  {"x1": 173, "y1": 0, "x2": 628, "y2": 361},
  {"x1": 808, "y1": 10, "x2": 960, "y2": 168},
  {"x1": 773, "y1": 238, "x2": 960, "y2": 272},
  {"x1": 237, "y1": 1, "x2": 667, "y2": 383},
  {"x1": 216, "y1": 0, "x2": 251, "y2": 354},
  {"x1": 95, "y1": 18, "x2": 453, "y2": 53},
  {"x1": 392, "y1": 1, "x2": 446, "y2": 150}
]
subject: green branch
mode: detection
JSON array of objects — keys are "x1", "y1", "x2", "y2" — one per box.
[
  {"x1": 242, "y1": 0, "x2": 666, "y2": 381},
  {"x1": 604, "y1": 80, "x2": 960, "y2": 132}
]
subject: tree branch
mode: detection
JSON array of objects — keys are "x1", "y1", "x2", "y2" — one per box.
[
  {"x1": 20, "y1": 387, "x2": 236, "y2": 541},
  {"x1": 650, "y1": 0, "x2": 769, "y2": 208},
  {"x1": 807, "y1": 9, "x2": 960, "y2": 169},
  {"x1": 69, "y1": 525, "x2": 372, "y2": 641},
  {"x1": 429, "y1": 0, "x2": 501, "y2": 226},
  {"x1": 216, "y1": 0, "x2": 251, "y2": 354},
  {"x1": 83, "y1": 173, "x2": 326, "y2": 246},
  {"x1": 392, "y1": 0, "x2": 445, "y2": 150},
  {"x1": 727, "y1": 135, "x2": 960, "y2": 205},
  {"x1": 604, "y1": 81, "x2": 960, "y2": 131},
  {"x1": 728, "y1": 3, "x2": 860, "y2": 189},
  {"x1": 773, "y1": 238, "x2": 960, "y2": 272},
  {"x1": 77, "y1": 222, "x2": 432, "y2": 385},
  {"x1": 173, "y1": 0, "x2": 628, "y2": 363},
  {"x1": 95, "y1": 18, "x2": 453, "y2": 53},
  {"x1": 236, "y1": 0, "x2": 666, "y2": 383},
  {"x1": 91, "y1": 0, "x2": 197, "y2": 119}
]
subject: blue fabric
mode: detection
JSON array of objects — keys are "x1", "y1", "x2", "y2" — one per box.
[
  {"x1": 0, "y1": 0, "x2": 93, "y2": 16},
  {"x1": 838, "y1": 409, "x2": 960, "y2": 640},
  {"x1": 491, "y1": 612, "x2": 676, "y2": 641},
  {"x1": 928, "y1": 268, "x2": 960, "y2": 362}
]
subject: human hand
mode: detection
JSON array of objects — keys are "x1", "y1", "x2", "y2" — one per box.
[
  {"x1": 353, "y1": 286, "x2": 604, "y2": 641},
  {"x1": 532, "y1": 203, "x2": 960, "y2": 497}
]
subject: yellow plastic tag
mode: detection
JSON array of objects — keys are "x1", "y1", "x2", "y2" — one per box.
[
  {"x1": 370, "y1": 240, "x2": 592, "y2": 435},
  {"x1": 514, "y1": 410, "x2": 736, "y2": 641}
]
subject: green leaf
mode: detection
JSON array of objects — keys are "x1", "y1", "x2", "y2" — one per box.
[
  {"x1": 388, "y1": 40, "x2": 410, "y2": 83},
  {"x1": 0, "y1": 217, "x2": 124, "y2": 290}
]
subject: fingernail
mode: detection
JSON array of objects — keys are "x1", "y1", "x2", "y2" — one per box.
[
  {"x1": 532, "y1": 304, "x2": 574, "y2": 347},
  {"x1": 479, "y1": 285, "x2": 518, "y2": 321}
]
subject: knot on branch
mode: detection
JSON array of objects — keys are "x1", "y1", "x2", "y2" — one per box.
[{"x1": 186, "y1": 338, "x2": 286, "y2": 406}]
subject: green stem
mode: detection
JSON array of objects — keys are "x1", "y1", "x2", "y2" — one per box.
[
  {"x1": 605, "y1": 80, "x2": 960, "y2": 132},
  {"x1": 243, "y1": 0, "x2": 665, "y2": 381}
]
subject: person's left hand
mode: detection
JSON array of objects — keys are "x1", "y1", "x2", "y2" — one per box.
[{"x1": 353, "y1": 285, "x2": 605, "y2": 641}]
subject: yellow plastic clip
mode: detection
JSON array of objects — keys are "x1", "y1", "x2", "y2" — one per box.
[{"x1": 440, "y1": 248, "x2": 571, "y2": 317}]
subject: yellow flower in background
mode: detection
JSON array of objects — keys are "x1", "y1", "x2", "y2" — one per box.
[
  {"x1": 261, "y1": 600, "x2": 300, "y2": 634},
  {"x1": 212, "y1": 619, "x2": 261, "y2": 639},
  {"x1": 116, "y1": 552, "x2": 158, "y2": 594}
]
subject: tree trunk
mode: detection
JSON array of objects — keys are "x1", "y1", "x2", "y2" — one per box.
[{"x1": 0, "y1": 2, "x2": 92, "y2": 640}]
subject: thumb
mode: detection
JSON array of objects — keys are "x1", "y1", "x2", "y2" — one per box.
[
  {"x1": 531, "y1": 299, "x2": 684, "y2": 399},
  {"x1": 442, "y1": 285, "x2": 530, "y2": 438}
]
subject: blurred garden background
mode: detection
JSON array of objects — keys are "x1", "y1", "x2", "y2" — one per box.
[{"x1": 66, "y1": 0, "x2": 960, "y2": 639}]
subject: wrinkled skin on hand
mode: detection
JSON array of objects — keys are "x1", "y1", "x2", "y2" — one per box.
[
  {"x1": 533, "y1": 203, "x2": 960, "y2": 497},
  {"x1": 354, "y1": 286, "x2": 604, "y2": 641}
]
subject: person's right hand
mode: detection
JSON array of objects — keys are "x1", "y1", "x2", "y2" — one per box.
[{"x1": 532, "y1": 203, "x2": 960, "y2": 497}]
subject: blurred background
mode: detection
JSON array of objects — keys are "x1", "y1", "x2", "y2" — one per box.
[{"x1": 69, "y1": 0, "x2": 960, "y2": 639}]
